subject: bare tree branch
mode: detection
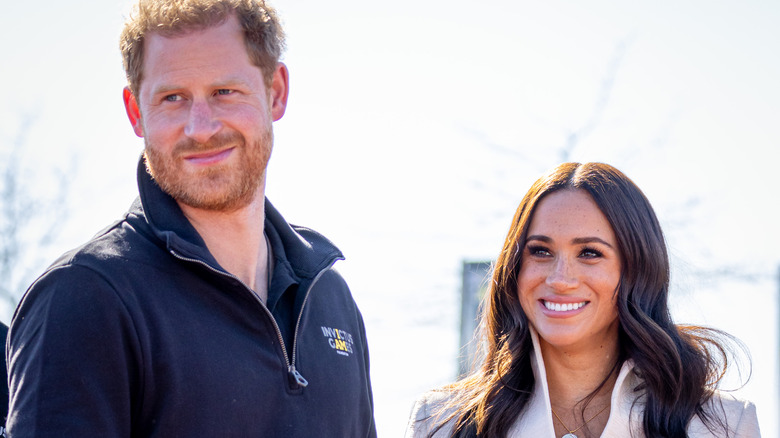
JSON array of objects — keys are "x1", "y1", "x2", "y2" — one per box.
[{"x1": 0, "y1": 117, "x2": 73, "y2": 310}]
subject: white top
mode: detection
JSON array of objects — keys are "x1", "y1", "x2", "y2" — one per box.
[{"x1": 406, "y1": 329, "x2": 761, "y2": 437}]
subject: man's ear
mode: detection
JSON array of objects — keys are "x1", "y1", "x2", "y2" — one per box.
[
  {"x1": 269, "y1": 62, "x2": 289, "y2": 122},
  {"x1": 123, "y1": 87, "x2": 144, "y2": 138}
]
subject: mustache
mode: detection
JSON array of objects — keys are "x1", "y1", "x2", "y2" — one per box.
[{"x1": 173, "y1": 132, "x2": 245, "y2": 155}]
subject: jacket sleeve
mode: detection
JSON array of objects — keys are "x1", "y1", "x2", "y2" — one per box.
[
  {"x1": 7, "y1": 265, "x2": 140, "y2": 437},
  {"x1": 356, "y1": 307, "x2": 378, "y2": 438}
]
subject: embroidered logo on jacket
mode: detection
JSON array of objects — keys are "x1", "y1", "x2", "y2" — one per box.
[{"x1": 320, "y1": 326, "x2": 355, "y2": 357}]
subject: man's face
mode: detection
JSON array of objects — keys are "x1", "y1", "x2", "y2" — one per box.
[{"x1": 126, "y1": 14, "x2": 287, "y2": 212}]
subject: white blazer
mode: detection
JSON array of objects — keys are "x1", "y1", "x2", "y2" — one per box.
[{"x1": 406, "y1": 330, "x2": 761, "y2": 437}]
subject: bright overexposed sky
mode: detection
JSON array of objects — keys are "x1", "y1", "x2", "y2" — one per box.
[{"x1": 1, "y1": 0, "x2": 779, "y2": 436}]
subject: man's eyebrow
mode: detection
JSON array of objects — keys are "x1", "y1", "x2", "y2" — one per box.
[
  {"x1": 149, "y1": 84, "x2": 181, "y2": 97},
  {"x1": 149, "y1": 78, "x2": 250, "y2": 96},
  {"x1": 213, "y1": 78, "x2": 249, "y2": 87}
]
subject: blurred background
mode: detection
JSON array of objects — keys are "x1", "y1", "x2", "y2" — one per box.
[{"x1": 1, "y1": 0, "x2": 778, "y2": 435}]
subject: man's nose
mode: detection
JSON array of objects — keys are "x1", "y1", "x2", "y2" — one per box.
[{"x1": 184, "y1": 100, "x2": 222, "y2": 144}]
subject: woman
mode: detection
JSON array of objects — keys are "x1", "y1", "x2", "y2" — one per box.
[{"x1": 407, "y1": 163, "x2": 760, "y2": 438}]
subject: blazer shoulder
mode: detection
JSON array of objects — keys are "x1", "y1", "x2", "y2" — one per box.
[
  {"x1": 406, "y1": 388, "x2": 459, "y2": 438},
  {"x1": 688, "y1": 391, "x2": 761, "y2": 437}
]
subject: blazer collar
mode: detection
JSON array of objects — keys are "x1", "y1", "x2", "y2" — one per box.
[{"x1": 506, "y1": 327, "x2": 643, "y2": 437}]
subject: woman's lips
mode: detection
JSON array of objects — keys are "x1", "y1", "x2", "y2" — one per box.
[{"x1": 539, "y1": 299, "x2": 588, "y2": 317}]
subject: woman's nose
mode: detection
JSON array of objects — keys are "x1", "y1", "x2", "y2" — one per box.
[{"x1": 545, "y1": 257, "x2": 579, "y2": 291}]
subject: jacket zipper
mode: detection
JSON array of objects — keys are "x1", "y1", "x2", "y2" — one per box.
[
  {"x1": 288, "y1": 263, "x2": 336, "y2": 385},
  {"x1": 169, "y1": 250, "x2": 337, "y2": 389}
]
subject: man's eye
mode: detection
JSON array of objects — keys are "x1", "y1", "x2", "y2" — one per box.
[
  {"x1": 164, "y1": 95, "x2": 181, "y2": 102},
  {"x1": 216, "y1": 89, "x2": 234, "y2": 96}
]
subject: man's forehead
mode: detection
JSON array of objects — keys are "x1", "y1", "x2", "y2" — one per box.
[
  {"x1": 137, "y1": 19, "x2": 265, "y2": 97},
  {"x1": 144, "y1": 15, "x2": 242, "y2": 49},
  {"x1": 142, "y1": 16, "x2": 246, "y2": 69}
]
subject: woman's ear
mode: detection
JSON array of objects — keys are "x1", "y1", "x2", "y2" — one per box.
[{"x1": 123, "y1": 87, "x2": 144, "y2": 137}]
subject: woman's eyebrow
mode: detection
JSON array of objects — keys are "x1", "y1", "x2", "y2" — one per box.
[
  {"x1": 572, "y1": 236, "x2": 613, "y2": 248},
  {"x1": 526, "y1": 235, "x2": 613, "y2": 248}
]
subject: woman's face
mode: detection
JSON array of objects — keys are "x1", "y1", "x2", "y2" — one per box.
[{"x1": 517, "y1": 189, "x2": 621, "y2": 352}]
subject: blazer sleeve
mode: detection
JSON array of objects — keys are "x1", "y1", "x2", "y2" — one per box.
[
  {"x1": 7, "y1": 265, "x2": 140, "y2": 438},
  {"x1": 732, "y1": 399, "x2": 761, "y2": 438}
]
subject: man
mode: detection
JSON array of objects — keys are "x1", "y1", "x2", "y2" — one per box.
[
  {"x1": 0, "y1": 321, "x2": 7, "y2": 437},
  {"x1": 6, "y1": 0, "x2": 376, "y2": 436}
]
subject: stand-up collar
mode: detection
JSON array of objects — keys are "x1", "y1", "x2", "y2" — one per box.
[
  {"x1": 134, "y1": 156, "x2": 219, "y2": 267},
  {"x1": 133, "y1": 156, "x2": 344, "y2": 281},
  {"x1": 263, "y1": 200, "x2": 343, "y2": 281}
]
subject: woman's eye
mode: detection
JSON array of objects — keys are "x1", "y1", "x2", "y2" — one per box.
[
  {"x1": 527, "y1": 245, "x2": 551, "y2": 257},
  {"x1": 580, "y1": 247, "x2": 603, "y2": 258}
]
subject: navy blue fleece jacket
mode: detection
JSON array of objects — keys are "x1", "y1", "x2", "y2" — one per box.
[{"x1": 7, "y1": 159, "x2": 376, "y2": 437}]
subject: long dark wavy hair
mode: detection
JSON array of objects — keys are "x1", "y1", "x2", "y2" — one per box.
[{"x1": 431, "y1": 162, "x2": 740, "y2": 438}]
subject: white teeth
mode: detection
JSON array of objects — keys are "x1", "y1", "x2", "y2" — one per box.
[{"x1": 544, "y1": 301, "x2": 585, "y2": 312}]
